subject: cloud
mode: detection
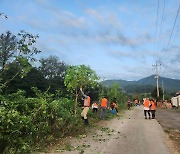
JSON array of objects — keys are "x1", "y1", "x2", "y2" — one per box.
[
  {"x1": 160, "y1": 61, "x2": 180, "y2": 79},
  {"x1": 85, "y1": 9, "x2": 103, "y2": 22},
  {"x1": 94, "y1": 32, "x2": 138, "y2": 47},
  {"x1": 16, "y1": 2, "x2": 154, "y2": 49},
  {"x1": 85, "y1": 8, "x2": 122, "y2": 28},
  {"x1": 107, "y1": 50, "x2": 133, "y2": 59},
  {"x1": 35, "y1": 0, "x2": 87, "y2": 29}
]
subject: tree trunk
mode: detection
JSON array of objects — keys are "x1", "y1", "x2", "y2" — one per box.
[{"x1": 74, "y1": 89, "x2": 78, "y2": 116}]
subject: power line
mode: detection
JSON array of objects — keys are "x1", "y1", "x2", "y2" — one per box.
[
  {"x1": 165, "y1": 2, "x2": 180, "y2": 52},
  {"x1": 154, "y1": 0, "x2": 160, "y2": 55},
  {"x1": 157, "y1": 0, "x2": 166, "y2": 52}
]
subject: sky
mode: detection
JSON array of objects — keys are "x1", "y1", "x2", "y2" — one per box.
[{"x1": 0, "y1": 0, "x2": 180, "y2": 81}]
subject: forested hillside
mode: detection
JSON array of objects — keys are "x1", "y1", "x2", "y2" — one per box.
[{"x1": 102, "y1": 75, "x2": 180, "y2": 94}]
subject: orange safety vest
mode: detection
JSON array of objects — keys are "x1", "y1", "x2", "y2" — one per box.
[
  {"x1": 151, "y1": 101, "x2": 156, "y2": 110},
  {"x1": 101, "y1": 98, "x2": 108, "y2": 107},
  {"x1": 84, "y1": 96, "x2": 90, "y2": 107},
  {"x1": 144, "y1": 99, "x2": 150, "y2": 108}
]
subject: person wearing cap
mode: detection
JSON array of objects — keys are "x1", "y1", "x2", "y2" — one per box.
[{"x1": 80, "y1": 87, "x2": 91, "y2": 125}]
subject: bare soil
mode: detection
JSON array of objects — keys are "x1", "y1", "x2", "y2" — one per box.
[{"x1": 156, "y1": 108, "x2": 180, "y2": 154}]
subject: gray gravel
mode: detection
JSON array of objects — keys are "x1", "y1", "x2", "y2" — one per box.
[{"x1": 49, "y1": 106, "x2": 171, "y2": 154}]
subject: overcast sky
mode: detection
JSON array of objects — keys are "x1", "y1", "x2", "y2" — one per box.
[{"x1": 0, "y1": 0, "x2": 180, "y2": 80}]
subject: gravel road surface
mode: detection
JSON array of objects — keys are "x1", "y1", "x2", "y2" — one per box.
[{"x1": 50, "y1": 106, "x2": 171, "y2": 154}]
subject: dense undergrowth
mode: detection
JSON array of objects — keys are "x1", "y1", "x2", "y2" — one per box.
[
  {"x1": 0, "y1": 90, "x2": 83, "y2": 153},
  {"x1": 0, "y1": 90, "x2": 128, "y2": 153}
]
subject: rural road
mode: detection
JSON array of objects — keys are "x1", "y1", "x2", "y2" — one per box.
[{"x1": 53, "y1": 106, "x2": 171, "y2": 154}]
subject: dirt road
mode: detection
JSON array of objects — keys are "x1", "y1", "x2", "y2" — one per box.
[{"x1": 51, "y1": 106, "x2": 171, "y2": 154}]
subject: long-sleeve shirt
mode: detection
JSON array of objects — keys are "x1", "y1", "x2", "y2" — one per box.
[
  {"x1": 81, "y1": 90, "x2": 88, "y2": 99},
  {"x1": 81, "y1": 89, "x2": 90, "y2": 107}
]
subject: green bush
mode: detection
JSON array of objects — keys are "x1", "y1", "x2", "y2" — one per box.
[
  {"x1": 0, "y1": 88, "x2": 128, "y2": 153},
  {"x1": 0, "y1": 90, "x2": 82, "y2": 153}
]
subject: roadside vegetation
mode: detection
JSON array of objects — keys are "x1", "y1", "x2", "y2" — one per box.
[{"x1": 0, "y1": 30, "x2": 130, "y2": 153}]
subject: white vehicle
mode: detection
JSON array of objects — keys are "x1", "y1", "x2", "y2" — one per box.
[{"x1": 171, "y1": 95, "x2": 180, "y2": 107}]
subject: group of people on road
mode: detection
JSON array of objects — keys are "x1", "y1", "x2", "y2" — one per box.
[
  {"x1": 80, "y1": 87, "x2": 119, "y2": 125},
  {"x1": 126, "y1": 99, "x2": 140, "y2": 110},
  {"x1": 80, "y1": 87, "x2": 157, "y2": 126},
  {"x1": 143, "y1": 98, "x2": 157, "y2": 119}
]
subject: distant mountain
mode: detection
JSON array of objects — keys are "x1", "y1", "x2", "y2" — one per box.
[{"x1": 101, "y1": 75, "x2": 180, "y2": 93}]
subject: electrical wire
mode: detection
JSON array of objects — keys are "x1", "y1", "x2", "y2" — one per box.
[
  {"x1": 157, "y1": 0, "x2": 166, "y2": 52},
  {"x1": 165, "y1": 2, "x2": 180, "y2": 52},
  {"x1": 154, "y1": 0, "x2": 160, "y2": 55}
]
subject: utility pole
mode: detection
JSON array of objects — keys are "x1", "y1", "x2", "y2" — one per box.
[
  {"x1": 162, "y1": 80, "x2": 165, "y2": 100},
  {"x1": 153, "y1": 62, "x2": 161, "y2": 97}
]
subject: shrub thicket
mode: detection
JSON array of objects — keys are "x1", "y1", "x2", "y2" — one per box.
[{"x1": 0, "y1": 90, "x2": 82, "y2": 153}]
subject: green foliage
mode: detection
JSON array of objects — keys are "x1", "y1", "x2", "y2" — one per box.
[
  {"x1": 0, "y1": 90, "x2": 82, "y2": 153},
  {"x1": 0, "y1": 31, "x2": 16, "y2": 70},
  {"x1": 38, "y1": 56, "x2": 67, "y2": 94},
  {"x1": 48, "y1": 98, "x2": 82, "y2": 135},
  {"x1": 0, "y1": 90, "x2": 49, "y2": 153},
  {"x1": 0, "y1": 30, "x2": 40, "y2": 71},
  {"x1": 107, "y1": 83, "x2": 120, "y2": 102},
  {"x1": 64, "y1": 65, "x2": 99, "y2": 115},
  {"x1": 107, "y1": 83, "x2": 127, "y2": 104},
  {"x1": 39, "y1": 56, "x2": 66, "y2": 79},
  {"x1": 64, "y1": 65, "x2": 99, "y2": 93},
  {"x1": 151, "y1": 87, "x2": 163, "y2": 100},
  {"x1": 0, "y1": 59, "x2": 33, "y2": 93},
  {"x1": 98, "y1": 84, "x2": 108, "y2": 101},
  {"x1": 0, "y1": 30, "x2": 41, "y2": 93}
]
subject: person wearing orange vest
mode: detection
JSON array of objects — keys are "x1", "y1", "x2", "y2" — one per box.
[
  {"x1": 100, "y1": 96, "x2": 108, "y2": 119},
  {"x1": 144, "y1": 98, "x2": 151, "y2": 119},
  {"x1": 92, "y1": 101, "x2": 98, "y2": 113},
  {"x1": 111, "y1": 102, "x2": 118, "y2": 113},
  {"x1": 80, "y1": 87, "x2": 91, "y2": 125},
  {"x1": 150, "y1": 99, "x2": 157, "y2": 119}
]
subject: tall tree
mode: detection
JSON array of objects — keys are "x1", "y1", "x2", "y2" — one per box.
[
  {"x1": 64, "y1": 65, "x2": 99, "y2": 115},
  {"x1": 0, "y1": 31, "x2": 41, "y2": 91},
  {"x1": 0, "y1": 31, "x2": 40, "y2": 71},
  {"x1": 0, "y1": 31, "x2": 16, "y2": 71},
  {"x1": 39, "y1": 56, "x2": 67, "y2": 93},
  {"x1": 39, "y1": 56, "x2": 66, "y2": 79}
]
